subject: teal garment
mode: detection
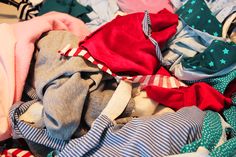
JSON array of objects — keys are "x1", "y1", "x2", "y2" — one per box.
[
  {"x1": 209, "y1": 138, "x2": 236, "y2": 157},
  {"x1": 38, "y1": 0, "x2": 92, "y2": 23},
  {"x1": 176, "y1": 0, "x2": 222, "y2": 37},
  {"x1": 181, "y1": 106, "x2": 236, "y2": 157},
  {"x1": 223, "y1": 106, "x2": 236, "y2": 131},
  {"x1": 181, "y1": 111, "x2": 222, "y2": 153},
  {"x1": 184, "y1": 69, "x2": 236, "y2": 95},
  {"x1": 182, "y1": 40, "x2": 236, "y2": 74}
]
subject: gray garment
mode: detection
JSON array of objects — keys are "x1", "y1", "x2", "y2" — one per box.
[
  {"x1": 170, "y1": 0, "x2": 236, "y2": 23},
  {"x1": 76, "y1": 0, "x2": 119, "y2": 31},
  {"x1": 163, "y1": 19, "x2": 222, "y2": 72},
  {"x1": 34, "y1": 30, "x2": 134, "y2": 140}
]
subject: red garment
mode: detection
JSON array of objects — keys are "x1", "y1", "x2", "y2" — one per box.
[
  {"x1": 145, "y1": 82, "x2": 232, "y2": 112},
  {"x1": 79, "y1": 9, "x2": 178, "y2": 75}
]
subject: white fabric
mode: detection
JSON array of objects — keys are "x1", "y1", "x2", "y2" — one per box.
[{"x1": 101, "y1": 80, "x2": 132, "y2": 121}]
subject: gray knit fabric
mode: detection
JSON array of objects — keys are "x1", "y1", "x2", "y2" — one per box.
[{"x1": 34, "y1": 30, "x2": 134, "y2": 140}]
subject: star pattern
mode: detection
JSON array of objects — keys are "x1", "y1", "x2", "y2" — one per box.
[
  {"x1": 209, "y1": 61, "x2": 214, "y2": 67},
  {"x1": 188, "y1": 9, "x2": 193, "y2": 14},
  {"x1": 213, "y1": 32, "x2": 218, "y2": 37},
  {"x1": 176, "y1": 0, "x2": 222, "y2": 37},
  {"x1": 220, "y1": 59, "x2": 226, "y2": 64},
  {"x1": 223, "y1": 48, "x2": 229, "y2": 55},
  {"x1": 191, "y1": 0, "x2": 196, "y2": 4}
]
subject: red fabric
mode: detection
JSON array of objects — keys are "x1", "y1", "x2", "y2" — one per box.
[
  {"x1": 145, "y1": 82, "x2": 232, "y2": 112},
  {"x1": 79, "y1": 9, "x2": 178, "y2": 75},
  {"x1": 156, "y1": 66, "x2": 171, "y2": 76}
]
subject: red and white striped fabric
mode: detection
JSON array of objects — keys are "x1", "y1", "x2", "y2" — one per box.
[
  {"x1": 59, "y1": 44, "x2": 187, "y2": 89},
  {"x1": 1, "y1": 148, "x2": 34, "y2": 157}
]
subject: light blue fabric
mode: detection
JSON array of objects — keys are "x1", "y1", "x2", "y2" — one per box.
[
  {"x1": 57, "y1": 107, "x2": 205, "y2": 157},
  {"x1": 76, "y1": 0, "x2": 119, "y2": 31},
  {"x1": 163, "y1": 19, "x2": 221, "y2": 71}
]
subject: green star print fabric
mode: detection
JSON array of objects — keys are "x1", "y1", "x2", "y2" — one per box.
[
  {"x1": 176, "y1": 0, "x2": 222, "y2": 36},
  {"x1": 182, "y1": 40, "x2": 236, "y2": 74}
]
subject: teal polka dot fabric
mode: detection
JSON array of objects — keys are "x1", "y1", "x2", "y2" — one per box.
[
  {"x1": 181, "y1": 111, "x2": 222, "y2": 153},
  {"x1": 181, "y1": 106, "x2": 236, "y2": 157},
  {"x1": 184, "y1": 69, "x2": 236, "y2": 95},
  {"x1": 209, "y1": 137, "x2": 236, "y2": 157},
  {"x1": 176, "y1": 0, "x2": 222, "y2": 36},
  {"x1": 182, "y1": 40, "x2": 236, "y2": 74},
  {"x1": 223, "y1": 106, "x2": 236, "y2": 131}
]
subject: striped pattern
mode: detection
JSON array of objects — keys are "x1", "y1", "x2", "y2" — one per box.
[
  {"x1": 10, "y1": 101, "x2": 67, "y2": 151},
  {"x1": 59, "y1": 47, "x2": 187, "y2": 89},
  {"x1": 58, "y1": 107, "x2": 205, "y2": 157},
  {"x1": 17, "y1": 0, "x2": 40, "y2": 20},
  {"x1": 1, "y1": 148, "x2": 34, "y2": 157},
  {"x1": 142, "y1": 11, "x2": 171, "y2": 66}
]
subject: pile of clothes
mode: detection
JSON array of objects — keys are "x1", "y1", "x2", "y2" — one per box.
[{"x1": 0, "y1": 0, "x2": 236, "y2": 157}]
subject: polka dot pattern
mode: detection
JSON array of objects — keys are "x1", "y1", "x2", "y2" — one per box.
[
  {"x1": 176, "y1": 0, "x2": 222, "y2": 36},
  {"x1": 182, "y1": 40, "x2": 236, "y2": 74},
  {"x1": 185, "y1": 68, "x2": 236, "y2": 96},
  {"x1": 181, "y1": 111, "x2": 222, "y2": 153}
]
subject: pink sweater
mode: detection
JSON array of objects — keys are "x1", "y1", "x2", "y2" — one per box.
[
  {"x1": 117, "y1": 0, "x2": 174, "y2": 13},
  {"x1": 0, "y1": 12, "x2": 90, "y2": 141}
]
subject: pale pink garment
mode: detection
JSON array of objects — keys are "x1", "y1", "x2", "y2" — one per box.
[
  {"x1": 0, "y1": 24, "x2": 16, "y2": 141},
  {"x1": 0, "y1": 12, "x2": 90, "y2": 141},
  {"x1": 117, "y1": 0, "x2": 174, "y2": 13}
]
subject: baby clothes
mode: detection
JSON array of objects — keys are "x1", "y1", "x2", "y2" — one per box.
[
  {"x1": 34, "y1": 30, "x2": 134, "y2": 140},
  {"x1": 38, "y1": 0, "x2": 92, "y2": 23},
  {"x1": 184, "y1": 69, "x2": 236, "y2": 102},
  {"x1": 181, "y1": 40, "x2": 236, "y2": 74},
  {"x1": 77, "y1": 0, "x2": 119, "y2": 31},
  {"x1": 176, "y1": 0, "x2": 222, "y2": 37},
  {"x1": 57, "y1": 107, "x2": 205, "y2": 157},
  {"x1": 171, "y1": 0, "x2": 236, "y2": 23},
  {"x1": 117, "y1": 0, "x2": 174, "y2": 14},
  {"x1": 145, "y1": 82, "x2": 232, "y2": 112},
  {"x1": 78, "y1": 9, "x2": 178, "y2": 76},
  {"x1": 163, "y1": 19, "x2": 221, "y2": 71},
  {"x1": 0, "y1": 24, "x2": 16, "y2": 141},
  {"x1": 181, "y1": 106, "x2": 236, "y2": 157}
]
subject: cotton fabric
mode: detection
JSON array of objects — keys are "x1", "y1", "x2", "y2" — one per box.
[
  {"x1": 58, "y1": 107, "x2": 205, "y2": 157},
  {"x1": 117, "y1": 0, "x2": 174, "y2": 14},
  {"x1": 145, "y1": 82, "x2": 232, "y2": 112},
  {"x1": 79, "y1": 9, "x2": 178, "y2": 75}
]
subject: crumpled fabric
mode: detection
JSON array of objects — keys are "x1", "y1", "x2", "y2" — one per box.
[
  {"x1": 79, "y1": 9, "x2": 178, "y2": 76},
  {"x1": 117, "y1": 0, "x2": 174, "y2": 14},
  {"x1": 145, "y1": 82, "x2": 232, "y2": 112},
  {"x1": 77, "y1": 0, "x2": 119, "y2": 31},
  {"x1": 0, "y1": 11, "x2": 90, "y2": 141}
]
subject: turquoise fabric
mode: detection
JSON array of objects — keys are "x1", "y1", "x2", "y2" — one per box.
[
  {"x1": 176, "y1": 0, "x2": 222, "y2": 37},
  {"x1": 184, "y1": 69, "x2": 236, "y2": 95},
  {"x1": 182, "y1": 40, "x2": 236, "y2": 74},
  {"x1": 181, "y1": 111, "x2": 222, "y2": 153},
  {"x1": 181, "y1": 106, "x2": 236, "y2": 157},
  {"x1": 38, "y1": 0, "x2": 92, "y2": 23}
]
